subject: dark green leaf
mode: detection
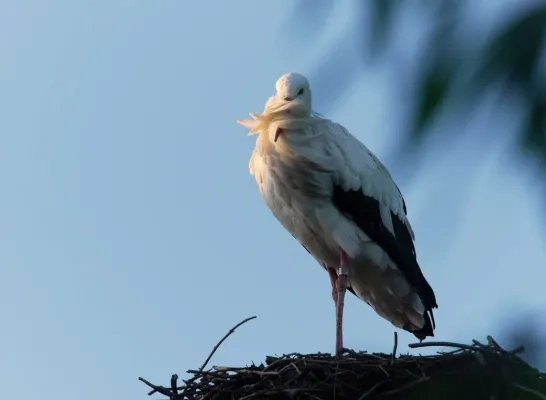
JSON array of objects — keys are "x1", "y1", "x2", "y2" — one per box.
[
  {"x1": 368, "y1": 0, "x2": 397, "y2": 57},
  {"x1": 411, "y1": 61, "x2": 455, "y2": 143},
  {"x1": 520, "y1": 94, "x2": 546, "y2": 167},
  {"x1": 475, "y1": 5, "x2": 546, "y2": 88}
]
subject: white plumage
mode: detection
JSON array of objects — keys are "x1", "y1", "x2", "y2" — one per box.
[{"x1": 238, "y1": 73, "x2": 437, "y2": 354}]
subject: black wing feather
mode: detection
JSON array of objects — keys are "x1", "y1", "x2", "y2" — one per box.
[{"x1": 332, "y1": 186, "x2": 437, "y2": 338}]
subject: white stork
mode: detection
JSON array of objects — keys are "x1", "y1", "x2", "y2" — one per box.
[{"x1": 238, "y1": 72, "x2": 437, "y2": 355}]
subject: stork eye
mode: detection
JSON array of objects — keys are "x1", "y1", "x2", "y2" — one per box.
[{"x1": 297, "y1": 88, "x2": 304, "y2": 96}]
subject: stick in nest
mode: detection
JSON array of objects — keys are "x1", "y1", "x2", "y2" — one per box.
[
  {"x1": 177, "y1": 316, "x2": 257, "y2": 397},
  {"x1": 391, "y1": 331, "x2": 398, "y2": 365},
  {"x1": 198, "y1": 316, "x2": 257, "y2": 372},
  {"x1": 138, "y1": 315, "x2": 257, "y2": 398}
]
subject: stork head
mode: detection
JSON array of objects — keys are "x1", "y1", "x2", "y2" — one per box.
[
  {"x1": 272, "y1": 72, "x2": 312, "y2": 117},
  {"x1": 236, "y1": 73, "x2": 312, "y2": 135}
]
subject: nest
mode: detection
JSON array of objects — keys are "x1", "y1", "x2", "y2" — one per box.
[{"x1": 140, "y1": 316, "x2": 546, "y2": 400}]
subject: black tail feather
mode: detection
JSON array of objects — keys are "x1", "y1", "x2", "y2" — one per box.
[{"x1": 407, "y1": 308, "x2": 435, "y2": 340}]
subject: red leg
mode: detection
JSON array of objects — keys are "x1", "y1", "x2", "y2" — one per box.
[{"x1": 335, "y1": 251, "x2": 349, "y2": 356}]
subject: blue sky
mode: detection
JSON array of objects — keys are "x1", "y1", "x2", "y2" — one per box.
[{"x1": 1, "y1": 1, "x2": 544, "y2": 399}]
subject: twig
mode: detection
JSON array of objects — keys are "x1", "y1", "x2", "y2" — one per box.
[
  {"x1": 198, "y1": 316, "x2": 257, "y2": 372},
  {"x1": 378, "y1": 364, "x2": 390, "y2": 378},
  {"x1": 138, "y1": 377, "x2": 172, "y2": 397},
  {"x1": 509, "y1": 346, "x2": 525, "y2": 355},
  {"x1": 170, "y1": 374, "x2": 178, "y2": 396},
  {"x1": 512, "y1": 383, "x2": 546, "y2": 400},
  {"x1": 357, "y1": 380, "x2": 387, "y2": 399},
  {"x1": 341, "y1": 347, "x2": 362, "y2": 358},
  {"x1": 186, "y1": 369, "x2": 232, "y2": 378},
  {"x1": 486, "y1": 335, "x2": 501, "y2": 350},
  {"x1": 194, "y1": 368, "x2": 279, "y2": 377},
  {"x1": 277, "y1": 362, "x2": 301, "y2": 375},
  {"x1": 408, "y1": 341, "x2": 477, "y2": 352},
  {"x1": 485, "y1": 336, "x2": 526, "y2": 358},
  {"x1": 391, "y1": 332, "x2": 398, "y2": 364}
]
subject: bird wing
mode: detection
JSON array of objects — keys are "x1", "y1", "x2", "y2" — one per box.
[{"x1": 322, "y1": 119, "x2": 437, "y2": 314}]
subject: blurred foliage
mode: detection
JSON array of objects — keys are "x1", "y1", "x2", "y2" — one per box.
[
  {"x1": 504, "y1": 313, "x2": 546, "y2": 370},
  {"x1": 285, "y1": 0, "x2": 546, "y2": 181},
  {"x1": 283, "y1": 0, "x2": 546, "y2": 370}
]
